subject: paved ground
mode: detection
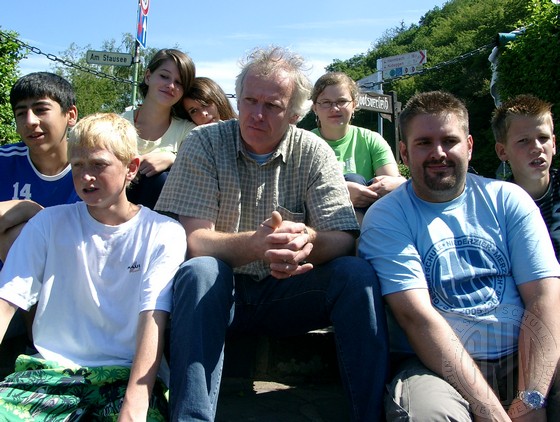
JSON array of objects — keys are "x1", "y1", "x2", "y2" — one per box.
[{"x1": 217, "y1": 378, "x2": 349, "y2": 422}]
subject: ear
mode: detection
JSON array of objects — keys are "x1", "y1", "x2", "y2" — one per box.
[
  {"x1": 66, "y1": 105, "x2": 78, "y2": 127},
  {"x1": 399, "y1": 141, "x2": 409, "y2": 166},
  {"x1": 289, "y1": 114, "x2": 299, "y2": 125},
  {"x1": 552, "y1": 134, "x2": 557, "y2": 156},
  {"x1": 311, "y1": 103, "x2": 318, "y2": 115},
  {"x1": 467, "y1": 134, "x2": 474, "y2": 161},
  {"x1": 495, "y1": 142, "x2": 508, "y2": 162},
  {"x1": 144, "y1": 69, "x2": 152, "y2": 85},
  {"x1": 126, "y1": 157, "x2": 141, "y2": 182}
]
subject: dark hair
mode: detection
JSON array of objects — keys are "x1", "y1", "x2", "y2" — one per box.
[
  {"x1": 491, "y1": 94, "x2": 554, "y2": 144},
  {"x1": 184, "y1": 77, "x2": 237, "y2": 122},
  {"x1": 399, "y1": 91, "x2": 469, "y2": 143},
  {"x1": 10, "y1": 72, "x2": 76, "y2": 113},
  {"x1": 138, "y1": 48, "x2": 196, "y2": 118}
]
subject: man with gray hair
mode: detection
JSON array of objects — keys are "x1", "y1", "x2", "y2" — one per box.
[{"x1": 156, "y1": 46, "x2": 388, "y2": 421}]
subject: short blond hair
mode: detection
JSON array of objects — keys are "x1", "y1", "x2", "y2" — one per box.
[{"x1": 68, "y1": 113, "x2": 138, "y2": 164}]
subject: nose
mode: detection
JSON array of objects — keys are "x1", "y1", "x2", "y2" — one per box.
[
  {"x1": 24, "y1": 110, "x2": 40, "y2": 128},
  {"x1": 430, "y1": 143, "x2": 446, "y2": 160},
  {"x1": 530, "y1": 138, "x2": 544, "y2": 153},
  {"x1": 251, "y1": 104, "x2": 264, "y2": 121}
]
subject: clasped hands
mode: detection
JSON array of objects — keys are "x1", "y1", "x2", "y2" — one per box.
[{"x1": 259, "y1": 211, "x2": 313, "y2": 279}]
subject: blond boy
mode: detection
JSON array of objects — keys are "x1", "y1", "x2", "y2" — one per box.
[
  {"x1": 492, "y1": 94, "x2": 559, "y2": 258},
  {"x1": 0, "y1": 113, "x2": 186, "y2": 420}
]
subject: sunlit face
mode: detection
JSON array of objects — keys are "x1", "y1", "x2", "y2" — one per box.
[
  {"x1": 312, "y1": 84, "x2": 356, "y2": 133},
  {"x1": 145, "y1": 59, "x2": 184, "y2": 107},
  {"x1": 182, "y1": 97, "x2": 220, "y2": 125},
  {"x1": 70, "y1": 146, "x2": 138, "y2": 213},
  {"x1": 14, "y1": 97, "x2": 77, "y2": 155},
  {"x1": 400, "y1": 113, "x2": 472, "y2": 203},
  {"x1": 237, "y1": 69, "x2": 299, "y2": 154},
  {"x1": 495, "y1": 115, "x2": 556, "y2": 185}
]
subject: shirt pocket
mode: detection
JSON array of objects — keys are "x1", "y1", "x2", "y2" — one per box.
[{"x1": 276, "y1": 205, "x2": 305, "y2": 223}]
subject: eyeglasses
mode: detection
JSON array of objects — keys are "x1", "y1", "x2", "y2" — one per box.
[{"x1": 316, "y1": 100, "x2": 352, "y2": 109}]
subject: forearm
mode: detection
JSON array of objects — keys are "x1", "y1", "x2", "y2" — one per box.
[
  {"x1": 306, "y1": 228, "x2": 356, "y2": 264},
  {"x1": 389, "y1": 293, "x2": 509, "y2": 422},
  {"x1": 186, "y1": 228, "x2": 262, "y2": 268},
  {"x1": 0, "y1": 200, "x2": 43, "y2": 233},
  {"x1": 516, "y1": 296, "x2": 560, "y2": 395},
  {"x1": 408, "y1": 318, "x2": 508, "y2": 420},
  {"x1": 0, "y1": 298, "x2": 18, "y2": 343},
  {"x1": 119, "y1": 311, "x2": 167, "y2": 421}
]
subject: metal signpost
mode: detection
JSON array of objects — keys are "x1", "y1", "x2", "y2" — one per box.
[{"x1": 132, "y1": 0, "x2": 150, "y2": 107}]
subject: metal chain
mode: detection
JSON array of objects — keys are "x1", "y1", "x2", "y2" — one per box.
[
  {"x1": 360, "y1": 41, "x2": 496, "y2": 89},
  {"x1": 3, "y1": 28, "x2": 495, "y2": 91},
  {"x1": 0, "y1": 29, "x2": 135, "y2": 86}
]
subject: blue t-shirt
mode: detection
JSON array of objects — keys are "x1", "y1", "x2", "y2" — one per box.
[
  {"x1": 0, "y1": 142, "x2": 80, "y2": 270},
  {"x1": 359, "y1": 173, "x2": 560, "y2": 359},
  {"x1": 0, "y1": 142, "x2": 79, "y2": 206}
]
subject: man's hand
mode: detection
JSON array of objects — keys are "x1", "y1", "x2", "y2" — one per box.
[
  {"x1": 367, "y1": 175, "x2": 406, "y2": 199},
  {"x1": 347, "y1": 181, "x2": 378, "y2": 208},
  {"x1": 260, "y1": 211, "x2": 313, "y2": 279}
]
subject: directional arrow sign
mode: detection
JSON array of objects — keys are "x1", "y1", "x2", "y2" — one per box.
[{"x1": 381, "y1": 50, "x2": 427, "y2": 79}]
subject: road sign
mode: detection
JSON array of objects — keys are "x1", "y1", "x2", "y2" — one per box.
[
  {"x1": 86, "y1": 50, "x2": 133, "y2": 67},
  {"x1": 136, "y1": 3, "x2": 148, "y2": 48},
  {"x1": 356, "y1": 92, "x2": 393, "y2": 114},
  {"x1": 381, "y1": 50, "x2": 427, "y2": 79}
]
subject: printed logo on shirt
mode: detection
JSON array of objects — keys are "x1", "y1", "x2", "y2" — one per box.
[
  {"x1": 128, "y1": 261, "x2": 141, "y2": 273},
  {"x1": 423, "y1": 235, "x2": 508, "y2": 316}
]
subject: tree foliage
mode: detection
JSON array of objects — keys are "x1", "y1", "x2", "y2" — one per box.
[
  {"x1": 0, "y1": 28, "x2": 25, "y2": 145},
  {"x1": 497, "y1": 0, "x2": 560, "y2": 122},
  {"x1": 322, "y1": 0, "x2": 531, "y2": 177}
]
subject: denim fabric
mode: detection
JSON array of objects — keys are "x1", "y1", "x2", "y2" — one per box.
[{"x1": 169, "y1": 255, "x2": 389, "y2": 421}]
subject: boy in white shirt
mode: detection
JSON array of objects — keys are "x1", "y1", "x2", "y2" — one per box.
[{"x1": 0, "y1": 113, "x2": 186, "y2": 421}]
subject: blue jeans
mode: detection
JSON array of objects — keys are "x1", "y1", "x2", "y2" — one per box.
[{"x1": 169, "y1": 256, "x2": 388, "y2": 421}]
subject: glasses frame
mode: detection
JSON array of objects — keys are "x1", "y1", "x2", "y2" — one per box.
[{"x1": 316, "y1": 99, "x2": 353, "y2": 110}]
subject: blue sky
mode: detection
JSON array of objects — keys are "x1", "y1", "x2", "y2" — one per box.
[{"x1": 2, "y1": 0, "x2": 445, "y2": 97}]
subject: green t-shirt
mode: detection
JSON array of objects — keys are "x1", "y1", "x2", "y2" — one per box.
[{"x1": 312, "y1": 125, "x2": 396, "y2": 181}]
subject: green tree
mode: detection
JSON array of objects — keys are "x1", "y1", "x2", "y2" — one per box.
[
  {"x1": 496, "y1": 0, "x2": 560, "y2": 122},
  {"x1": 0, "y1": 28, "x2": 25, "y2": 145}
]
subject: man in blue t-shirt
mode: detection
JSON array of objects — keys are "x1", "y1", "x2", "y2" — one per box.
[{"x1": 359, "y1": 91, "x2": 560, "y2": 421}]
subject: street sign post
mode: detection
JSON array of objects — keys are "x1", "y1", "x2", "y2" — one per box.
[
  {"x1": 380, "y1": 50, "x2": 427, "y2": 79},
  {"x1": 86, "y1": 50, "x2": 133, "y2": 67},
  {"x1": 133, "y1": 0, "x2": 150, "y2": 107}
]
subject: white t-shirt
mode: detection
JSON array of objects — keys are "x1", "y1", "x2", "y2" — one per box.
[{"x1": 0, "y1": 202, "x2": 186, "y2": 367}]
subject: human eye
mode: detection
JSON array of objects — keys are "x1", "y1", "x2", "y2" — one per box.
[
  {"x1": 266, "y1": 102, "x2": 282, "y2": 111},
  {"x1": 188, "y1": 108, "x2": 200, "y2": 116},
  {"x1": 243, "y1": 97, "x2": 257, "y2": 106}
]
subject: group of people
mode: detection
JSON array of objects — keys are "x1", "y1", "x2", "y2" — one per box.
[{"x1": 0, "y1": 44, "x2": 557, "y2": 422}]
